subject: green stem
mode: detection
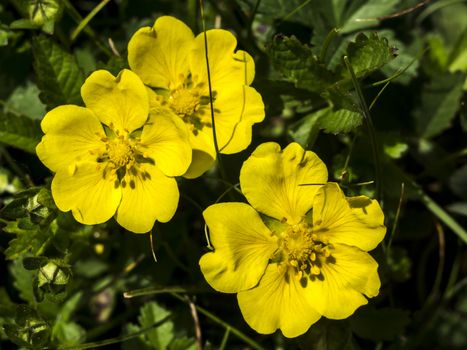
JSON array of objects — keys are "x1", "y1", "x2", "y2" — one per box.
[
  {"x1": 282, "y1": 0, "x2": 312, "y2": 22},
  {"x1": 70, "y1": 0, "x2": 111, "y2": 42},
  {"x1": 219, "y1": 327, "x2": 231, "y2": 350},
  {"x1": 319, "y1": 28, "x2": 339, "y2": 63},
  {"x1": 411, "y1": 181, "x2": 467, "y2": 244},
  {"x1": 199, "y1": 0, "x2": 228, "y2": 184},
  {"x1": 344, "y1": 56, "x2": 382, "y2": 200},
  {"x1": 58, "y1": 316, "x2": 171, "y2": 349},
  {"x1": 171, "y1": 293, "x2": 266, "y2": 350},
  {"x1": 61, "y1": 0, "x2": 112, "y2": 56},
  {"x1": 386, "y1": 182, "x2": 405, "y2": 255}
]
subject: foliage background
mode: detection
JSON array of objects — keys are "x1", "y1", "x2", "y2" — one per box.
[{"x1": 0, "y1": 0, "x2": 466, "y2": 349}]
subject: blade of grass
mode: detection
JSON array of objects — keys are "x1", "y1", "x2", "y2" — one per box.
[
  {"x1": 344, "y1": 56, "x2": 382, "y2": 200},
  {"x1": 70, "y1": 0, "x2": 111, "y2": 42},
  {"x1": 411, "y1": 181, "x2": 467, "y2": 244}
]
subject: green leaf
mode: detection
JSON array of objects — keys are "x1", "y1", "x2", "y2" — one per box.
[
  {"x1": 288, "y1": 110, "x2": 323, "y2": 147},
  {"x1": 138, "y1": 302, "x2": 174, "y2": 350},
  {"x1": 319, "y1": 108, "x2": 363, "y2": 134},
  {"x1": 9, "y1": 259, "x2": 35, "y2": 303},
  {"x1": 4, "y1": 219, "x2": 53, "y2": 260},
  {"x1": 447, "y1": 202, "x2": 467, "y2": 217},
  {"x1": 3, "y1": 81, "x2": 46, "y2": 120},
  {"x1": 449, "y1": 164, "x2": 467, "y2": 200},
  {"x1": 344, "y1": 32, "x2": 395, "y2": 78},
  {"x1": 169, "y1": 337, "x2": 196, "y2": 350},
  {"x1": 32, "y1": 35, "x2": 85, "y2": 109},
  {"x1": 268, "y1": 35, "x2": 337, "y2": 93},
  {"x1": 350, "y1": 307, "x2": 410, "y2": 341},
  {"x1": 0, "y1": 112, "x2": 42, "y2": 153},
  {"x1": 413, "y1": 72, "x2": 464, "y2": 138}
]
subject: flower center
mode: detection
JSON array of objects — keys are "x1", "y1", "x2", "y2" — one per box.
[
  {"x1": 106, "y1": 137, "x2": 134, "y2": 168},
  {"x1": 279, "y1": 223, "x2": 333, "y2": 277},
  {"x1": 169, "y1": 88, "x2": 200, "y2": 117}
]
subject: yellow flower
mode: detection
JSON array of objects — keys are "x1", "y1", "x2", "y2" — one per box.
[
  {"x1": 199, "y1": 142, "x2": 386, "y2": 338},
  {"x1": 127, "y1": 16, "x2": 265, "y2": 178},
  {"x1": 36, "y1": 69, "x2": 191, "y2": 233}
]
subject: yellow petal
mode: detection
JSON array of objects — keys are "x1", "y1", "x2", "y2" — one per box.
[
  {"x1": 183, "y1": 149, "x2": 215, "y2": 179},
  {"x1": 36, "y1": 105, "x2": 106, "y2": 172},
  {"x1": 313, "y1": 183, "x2": 386, "y2": 251},
  {"x1": 306, "y1": 244, "x2": 381, "y2": 319},
  {"x1": 128, "y1": 16, "x2": 194, "y2": 89},
  {"x1": 240, "y1": 142, "x2": 328, "y2": 225},
  {"x1": 199, "y1": 203, "x2": 277, "y2": 293},
  {"x1": 237, "y1": 264, "x2": 321, "y2": 338},
  {"x1": 51, "y1": 162, "x2": 121, "y2": 225},
  {"x1": 140, "y1": 109, "x2": 191, "y2": 177},
  {"x1": 116, "y1": 164, "x2": 179, "y2": 233},
  {"x1": 183, "y1": 128, "x2": 217, "y2": 179},
  {"x1": 190, "y1": 29, "x2": 255, "y2": 88},
  {"x1": 215, "y1": 85, "x2": 265, "y2": 154},
  {"x1": 81, "y1": 69, "x2": 149, "y2": 133}
]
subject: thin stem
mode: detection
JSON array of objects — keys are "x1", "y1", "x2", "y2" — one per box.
[
  {"x1": 386, "y1": 182, "x2": 405, "y2": 255},
  {"x1": 199, "y1": 0, "x2": 228, "y2": 183},
  {"x1": 61, "y1": 0, "x2": 112, "y2": 56},
  {"x1": 219, "y1": 328, "x2": 231, "y2": 350},
  {"x1": 70, "y1": 0, "x2": 111, "y2": 42},
  {"x1": 171, "y1": 293, "x2": 266, "y2": 350},
  {"x1": 411, "y1": 180, "x2": 467, "y2": 244},
  {"x1": 344, "y1": 56, "x2": 382, "y2": 200},
  {"x1": 248, "y1": 0, "x2": 262, "y2": 33},
  {"x1": 58, "y1": 316, "x2": 172, "y2": 349},
  {"x1": 369, "y1": 81, "x2": 390, "y2": 111},
  {"x1": 282, "y1": 0, "x2": 312, "y2": 22},
  {"x1": 319, "y1": 28, "x2": 339, "y2": 63}
]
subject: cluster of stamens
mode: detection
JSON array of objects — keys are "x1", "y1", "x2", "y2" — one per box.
[
  {"x1": 165, "y1": 75, "x2": 213, "y2": 135},
  {"x1": 278, "y1": 223, "x2": 333, "y2": 279},
  {"x1": 92, "y1": 129, "x2": 153, "y2": 189}
]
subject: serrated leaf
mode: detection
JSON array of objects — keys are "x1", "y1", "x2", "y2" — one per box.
[
  {"x1": 345, "y1": 32, "x2": 395, "y2": 78},
  {"x1": 169, "y1": 337, "x2": 196, "y2": 350},
  {"x1": 268, "y1": 35, "x2": 337, "y2": 93},
  {"x1": 350, "y1": 307, "x2": 410, "y2": 341},
  {"x1": 0, "y1": 112, "x2": 42, "y2": 153},
  {"x1": 32, "y1": 35, "x2": 84, "y2": 109},
  {"x1": 4, "y1": 219, "x2": 52, "y2": 260},
  {"x1": 138, "y1": 302, "x2": 174, "y2": 350},
  {"x1": 319, "y1": 107, "x2": 363, "y2": 134},
  {"x1": 414, "y1": 72, "x2": 464, "y2": 138}
]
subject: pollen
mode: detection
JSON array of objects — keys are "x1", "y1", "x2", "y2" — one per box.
[
  {"x1": 169, "y1": 88, "x2": 200, "y2": 117},
  {"x1": 279, "y1": 223, "x2": 333, "y2": 278},
  {"x1": 106, "y1": 137, "x2": 134, "y2": 168}
]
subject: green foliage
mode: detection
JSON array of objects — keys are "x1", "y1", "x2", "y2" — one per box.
[
  {"x1": 0, "y1": 112, "x2": 42, "y2": 153},
  {"x1": 32, "y1": 35, "x2": 85, "y2": 109},
  {"x1": 413, "y1": 71, "x2": 464, "y2": 138},
  {"x1": 123, "y1": 302, "x2": 195, "y2": 350},
  {"x1": 344, "y1": 32, "x2": 395, "y2": 78},
  {"x1": 0, "y1": 0, "x2": 466, "y2": 349}
]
